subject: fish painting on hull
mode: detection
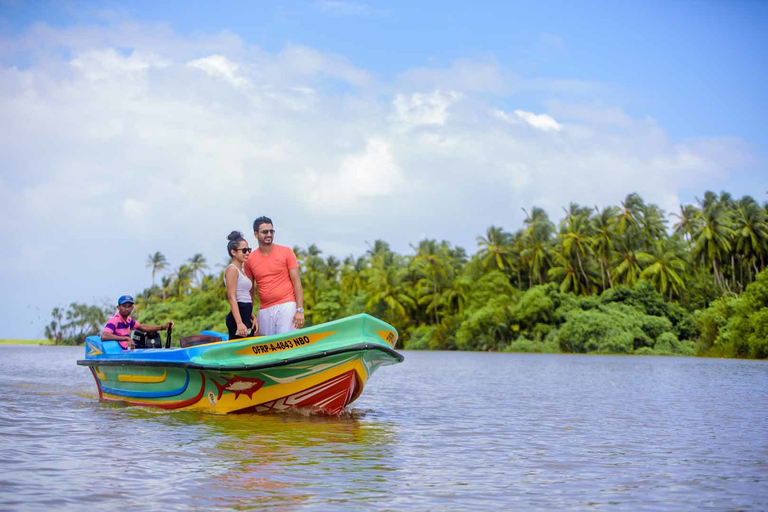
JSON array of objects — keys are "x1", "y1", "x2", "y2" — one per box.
[
  {"x1": 245, "y1": 370, "x2": 359, "y2": 415},
  {"x1": 210, "y1": 375, "x2": 265, "y2": 400}
]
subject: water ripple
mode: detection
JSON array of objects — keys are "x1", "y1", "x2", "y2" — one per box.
[{"x1": 1, "y1": 346, "x2": 767, "y2": 510}]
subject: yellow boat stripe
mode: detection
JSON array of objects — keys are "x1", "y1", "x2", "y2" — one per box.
[
  {"x1": 117, "y1": 369, "x2": 168, "y2": 383},
  {"x1": 376, "y1": 330, "x2": 398, "y2": 347}
]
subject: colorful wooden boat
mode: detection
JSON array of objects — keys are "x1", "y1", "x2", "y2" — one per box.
[{"x1": 77, "y1": 314, "x2": 403, "y2": 415}]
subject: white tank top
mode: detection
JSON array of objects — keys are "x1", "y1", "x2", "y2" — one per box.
[{"x1": 224, "y1": 264, "x2": 253, "y2": 303}]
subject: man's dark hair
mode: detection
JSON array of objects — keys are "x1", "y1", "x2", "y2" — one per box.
[{"x1": 253, "y1": 216, "x2": 273, "y2": 233}]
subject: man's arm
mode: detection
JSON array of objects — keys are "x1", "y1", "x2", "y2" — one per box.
[
  {"x1": 289, "y1": 266, "x2": 305, "y2": 329},
  {"x1": 100, "y1": 330, "x2": 131, "y2": 341},
  {"x1": 135, "y1": 321, "x2": 173, "y2": 333},
  {"x1": 101, "y1": 329, "x2": 134, "y2": 349}
]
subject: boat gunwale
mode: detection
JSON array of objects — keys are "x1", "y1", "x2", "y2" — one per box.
[{"x1": 76, "y1": 343, "x2": 404, "y2": 371}]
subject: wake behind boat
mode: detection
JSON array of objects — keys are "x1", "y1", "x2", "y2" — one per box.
[{"x1": 77, "y1": 313, "x2": 403, "y2": 414}]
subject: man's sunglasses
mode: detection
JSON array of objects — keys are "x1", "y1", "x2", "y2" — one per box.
[
  {"x1": 239, "y1": 248, "x2": 252, "y2": 254},
  {"x1": 260, "y1": 229, "x2": 275, "y2": 235}
]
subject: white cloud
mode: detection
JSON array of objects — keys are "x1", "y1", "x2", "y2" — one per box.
[
  {"x1": 0, "y1": 20, "x2": 762, "y2": 338},
  {"x1": 277, "y1": 44, "x2": 372, "y2": 88},
  {"x1": 123, "y1": 198, "x2": 146, "y2": 221},
  {"x1": 302, "y1": 137, "x2": 404, "y2": 210},
  {"x1": 187, "y1": 54, "x2": 246, "y2": 87},
  {"x1": 514, "y1": 110, "x2": 563, "y2": 132},
  {"x1": 71, "y1": 49, "x2": 164, "y2": 80},
  {"x1": 397, "y1": 59, "x2": 507, "y2": 94},
  {"x1": 543, "y1": 100, "x2": 633, "y2": 128},
  {"x1": 390, "y1": 89, "x2": 462, "y2": 129},
  {"x1": 493, "y1": 108, "x2": 563, "y2": 132}
]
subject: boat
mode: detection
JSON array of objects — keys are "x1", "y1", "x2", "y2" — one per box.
[{"x1": 77, "y1": 314, "x2": 404, "y2": 415}]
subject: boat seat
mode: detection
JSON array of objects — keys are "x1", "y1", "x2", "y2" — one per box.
[{"x1": 180, "y1": 334, "x2": 223, "y2": 348}]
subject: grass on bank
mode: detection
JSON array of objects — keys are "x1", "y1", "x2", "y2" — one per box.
[{"x1": 0, "y1": 339, "x2": 53, "y2": 345}]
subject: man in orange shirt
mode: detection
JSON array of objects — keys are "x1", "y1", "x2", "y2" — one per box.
[{"x1": 244, "y1": 216, "x2": 305, "y2": 336}]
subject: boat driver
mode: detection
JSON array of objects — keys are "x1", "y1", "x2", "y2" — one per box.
[{"x1": 101, "y1": 295, "x2": 174, "y2": 350}]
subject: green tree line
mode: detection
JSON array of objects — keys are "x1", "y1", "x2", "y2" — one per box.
[{"x1": 49, "y1": 191, "x2": 768, "y2": 358}]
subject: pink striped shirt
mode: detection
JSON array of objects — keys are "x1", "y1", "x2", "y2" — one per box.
[{"x1": 104, "y1": 313, "x2": 142, "y2": 349}]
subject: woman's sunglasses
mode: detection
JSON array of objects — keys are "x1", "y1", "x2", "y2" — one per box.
[{"x1": 239, "y1": 248, "x2": 252, "y2": 254}]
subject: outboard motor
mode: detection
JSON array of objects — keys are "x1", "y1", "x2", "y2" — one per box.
[{"x1": 131, "y1": 330, "x2": 163, "y2": 349}]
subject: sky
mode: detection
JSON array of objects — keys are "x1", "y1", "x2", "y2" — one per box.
[{"x1": 1, "y1": 0, "x2": 766, "y2": 338}]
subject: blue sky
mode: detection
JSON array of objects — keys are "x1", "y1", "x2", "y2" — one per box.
[
  {"x1": 0, "y1": 0, "x2": 766, "y2": 337},
  {"x1": 5, "y1": 1, "x2": 767, "y2": 149}
]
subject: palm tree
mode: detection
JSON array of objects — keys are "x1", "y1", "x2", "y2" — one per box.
[
  {"x1": 616, "y1": 193, "x2": 644, "y2": 236},
  {"x1": 639, "y1": 203, "x2": 668, "y2": 245},
  {"x1": 548, "y1": 250, "x2": 585, "y2": 294},
  {"x1": 560, "y1": 204, "x2": 594, "y2": 293},
  {"x1": 302, "y1": 244, "x2": 326, "y2": 274},
  {"x1": 172, "y1": 265, "x2": 194, "y2": 297},
  {"x1": 718, "y1": 191, "x2": 734, "y2": 208},
  {"x1": 366, "y1": 240, "x2": 396, "y2": 268},
  {"x1": 341, "y1": 255, "x2": 367, "y2": 296},
  {"x1": 187, "y1": 253, "x2": 209, "y2": 287},
  {"x1": 411, "y1": 239, "x2": 453, "y2": 325},
  {"x1": 325, "y1": 255, "x2": 341, "y2": 282},
  {"x1": 476, "y1": 226, "x2": 513, "y2": 272},
  {"x1": 693, "y1": 199, "x2": 734, "y2": 291},
  {"x1": 145, "y1": 251, "x2": 168, "y2": 287},
  {"x1": 447, "y1": 244, "x2": 469, "y2": 274},
  {"x1": 301, "y1": 265, "x2": 327, "y2": 319},
  {"x1": 732, "y1": 197, "x2": 768, "y2": 282},
  {"x1": 365, "y1": 258, "x2": 416, "y2": 325},
  {"x1": 160, "y1": 275, "x2": 172, "y2": 300},
  {"x1": 509, "y1": 230, "x2": 527, "y2": 289},
  {"x1": 441, "y1": 278, "x2": 468, "y2": 317},
  {"x1": 699, "y1": 190, "x2": 719, "y2": 211},
  {"x1": 611, "y1": 239, "x2": 654, "y2": 286},
  {"x1": 640, "y1": 241, "x2": 687, "y2": 300},
  {"x1": 521, "y1": 207, "x2": 555, "y2": 286},
  {"x1": 672, "y1": 204, "x2": 701, "y2": 243},
  {"x1": 591, "y1": 206, "x2": 618, "y2": 290},
  {"x1": 44, "y1": 307, "x2": 64, "y2": 343}
]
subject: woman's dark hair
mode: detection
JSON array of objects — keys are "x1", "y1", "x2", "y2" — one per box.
[{"x1": 227, "y1": 231, "x2": 246, "y2": 258}]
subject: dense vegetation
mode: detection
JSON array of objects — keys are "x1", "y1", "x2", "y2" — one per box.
[{"x1": 48, "y1": 191, "x2": 768, "y2": 358}]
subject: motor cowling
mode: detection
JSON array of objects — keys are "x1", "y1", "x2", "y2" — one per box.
[{"x1": 131, "y1": 330, "x2": 162, "y2": 349}]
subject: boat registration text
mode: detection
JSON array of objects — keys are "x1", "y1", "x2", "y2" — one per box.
[{"x1": 235, "y1": 331, "x2": 337, "y2": 357}]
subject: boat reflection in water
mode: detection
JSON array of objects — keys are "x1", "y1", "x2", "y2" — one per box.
[
  {"x1": 95, "y1": 401, "x2": 400, "y2": 508},
  {"x1": 199, "y1": 411, "x2": 399, "y2": 507},
  {"x1": 77, "y1": 314, "x2": 404, "y2": 415}
]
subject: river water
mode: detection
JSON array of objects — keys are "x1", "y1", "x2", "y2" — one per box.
[{"x1": 1, "y1": 345, "x2": 767, "y2": 510}]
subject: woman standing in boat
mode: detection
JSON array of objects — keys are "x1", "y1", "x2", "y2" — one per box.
[{"x1": 225, "y1": 231, "x2": 258, "y2": 339}]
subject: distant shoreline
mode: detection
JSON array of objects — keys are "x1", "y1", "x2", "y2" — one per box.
[{"x1": 0, "y1": 339, "x2": 52, "y2": 345}]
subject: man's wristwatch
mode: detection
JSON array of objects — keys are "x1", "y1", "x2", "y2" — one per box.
[{"x1": 297, "y1": 307, "x2": 304, "y2": 313}]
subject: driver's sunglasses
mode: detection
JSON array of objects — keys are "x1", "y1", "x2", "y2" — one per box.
[
  {"x1": 260, "y1": 229, "x2": 275, "y2": 235},
  {"x1": 239, "y1": 248, "x2": 252, "y2": 254}
]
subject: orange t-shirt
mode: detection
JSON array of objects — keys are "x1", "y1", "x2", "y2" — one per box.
[{"x1": 244, "y1": 244, "x2": 299, "y2": 309}]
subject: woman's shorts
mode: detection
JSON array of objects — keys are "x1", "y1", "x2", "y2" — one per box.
[{"x1": 226, "y1": 301, "x2": 253, "y2": 339}]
